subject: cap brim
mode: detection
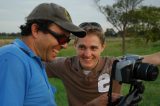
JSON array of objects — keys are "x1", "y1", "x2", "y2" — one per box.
[{"x1": 55, "y1": 21, "x2": 86, "y2": 38}]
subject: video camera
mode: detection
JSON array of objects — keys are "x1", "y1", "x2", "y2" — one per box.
[{"x1": 108, "y1": 55, "x2": 159, "y2": 106}]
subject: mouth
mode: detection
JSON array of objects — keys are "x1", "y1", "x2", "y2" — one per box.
[
  {"x1": 52, "y1": 52, "x2": 57, "y2": 57},
  {"x1": 81, "y1": 58, "x2": 93, "y2": 63},
  {"x1": 50, "y1": 49, "x2": 59, "y2": 58},
  {"x1": 53, "y1": 49, "x2": 59, "y2": 54},
  {"x1": 52, "y1": 54, "x2": 56, "y2": 58},
  {"x1": 84, "y1": 58, "x2": 92, "y2": 61}
]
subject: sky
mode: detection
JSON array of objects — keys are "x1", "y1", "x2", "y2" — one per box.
[{"x1": 0, "y1": 0, "x2": 159, "y2": 33}]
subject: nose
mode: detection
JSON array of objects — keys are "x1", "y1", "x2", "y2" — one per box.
[{"x1": 83, "y1": 49, "x2": 91, "y2": 57}]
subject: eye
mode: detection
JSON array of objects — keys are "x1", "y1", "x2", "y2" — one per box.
[
  {"x1": 78, "y1": 45, "x2": 86, "y2": 50},
  {"x1": 91, "y1": 46, "x2": 98, "y2": 51}
]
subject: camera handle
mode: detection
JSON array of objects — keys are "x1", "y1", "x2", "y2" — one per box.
[
  {"x1": 117, "y1": 80, "x2": 145, "y2": 106},
  {"x1": 108, "y1": 60, "x2": 119, "y2": 106}
]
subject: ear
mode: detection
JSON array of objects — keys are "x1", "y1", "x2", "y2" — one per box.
[{"x1": 31, "y1": 23, "x2": 39, "y2": 39}]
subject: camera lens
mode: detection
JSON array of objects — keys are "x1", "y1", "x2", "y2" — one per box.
[{"x1": 135, "y1": 63, "x2": 159, "y2": 81}]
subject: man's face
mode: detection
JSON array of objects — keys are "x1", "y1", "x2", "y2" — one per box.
[
  {"x1": 75, "y1": 34, "x2": 105, "y2": 70},
  {"x1": 34, "y1": 23, "x2": 70, "y2": 62}
]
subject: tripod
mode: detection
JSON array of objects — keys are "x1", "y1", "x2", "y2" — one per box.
[
  {"x1": 117, "y1": 80, "x2": 145, "y2": 106},
  {"x1": 108, "y1": 80, "x2": 144, "y2": 106}
]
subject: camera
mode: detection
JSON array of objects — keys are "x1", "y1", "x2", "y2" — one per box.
[
  {"x1": 108, "y1": 55, "x2": 159, "y2": 106},
  {"x1": 112, "y1": 55, "x2": 159, "y2": 84}
]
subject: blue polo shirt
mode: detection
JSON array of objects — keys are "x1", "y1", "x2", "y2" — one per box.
[{"x1": 0, "y1": 39, "x2": 56, "y2": 106}]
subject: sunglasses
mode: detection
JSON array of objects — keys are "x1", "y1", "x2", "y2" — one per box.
[
  {"x1": 46, "y1": 29, "x2": 71, "y2": 45},
  {"x1": 79, "y1": 22, "x2": 102, "y2": 30}
]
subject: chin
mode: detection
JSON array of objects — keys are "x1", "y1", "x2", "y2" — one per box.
[
  {"x1": 82, "y1": 65, "x2": 93, "y2": 70},
  {"x1": 45, "y1": 58, "x2": 54, "y2": 62},
  {"x1": 48, "y1": 58, "x2": 55, "y2": 62}
]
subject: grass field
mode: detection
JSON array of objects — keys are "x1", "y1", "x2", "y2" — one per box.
[{"x1": 1, "y1": 37, "x2": 160, "y2": 106}]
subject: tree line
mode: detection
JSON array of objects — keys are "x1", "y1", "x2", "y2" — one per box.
[
  {"x1": 95, "y1": 0, "x2": 160, "y2": 54},
  {"x1": 0, "y1": 32, "x2": 21, "y2": 39}
]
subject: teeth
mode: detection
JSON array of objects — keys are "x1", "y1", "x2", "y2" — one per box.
[
  {"x1": 83, "y1": 59, "x2": 92, "y2": 61},
  {"x1": 53, "y1": 49, "x2": 59, "y2": 54}
]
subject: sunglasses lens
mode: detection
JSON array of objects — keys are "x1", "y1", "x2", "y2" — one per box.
[
  {"x1": 47, "y1": 29, "x2": 70, "y2": 45},
  {"x1": 91, "y1": 22, "x2": 101, "y2": 27},
  {"x1": 79, "y1": 23, "x2": 88, "y2": 28},
  {"x1": 79, "y1": 22, "x2": 102, "y2": 30},
  {"x1": 58, "y1": 37, "x2": 70, "y2": 45}
]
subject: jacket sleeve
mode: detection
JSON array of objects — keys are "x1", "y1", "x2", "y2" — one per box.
[{"x1": 45, "y1": 57, "x2": 67, "y2": 78}]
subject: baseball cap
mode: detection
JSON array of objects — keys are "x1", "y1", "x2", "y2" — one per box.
[{"x1": 26, "y1": 3, "x2": 86, "y2": 38}]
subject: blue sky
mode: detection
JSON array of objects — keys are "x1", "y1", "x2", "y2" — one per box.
[{"x1": 0, "y1": 0, "x2": 159, "y2": 33}]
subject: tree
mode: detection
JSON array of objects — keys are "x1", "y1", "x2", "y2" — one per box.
[
  {"x1": 104, "y1": 28, "x2": 117, "y2": 37},
  {"x1": 94, "y1": 0, "x2": 143, "y2": 54},
  {"x1": 128, "y1": 6, "x2": 160, "y2": 43}
]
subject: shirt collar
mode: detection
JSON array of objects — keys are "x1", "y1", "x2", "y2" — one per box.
[
  {"x1": 12, "y1": 39, "x2": 44, "y2": 67},
  {"x1": 12, "y1": 39, "x2": 40, "y2": 59}
]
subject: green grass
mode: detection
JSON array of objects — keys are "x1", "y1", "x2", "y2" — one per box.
[{"x1": 49, "y1": 78, "x2": 68, "y2": 106}]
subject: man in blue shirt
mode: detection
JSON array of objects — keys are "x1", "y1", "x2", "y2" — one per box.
[{"x1": 0, "y1": 3, "x2": 86, "y2": 106}]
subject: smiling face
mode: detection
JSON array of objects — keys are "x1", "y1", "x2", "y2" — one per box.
[
  {"x1": 74, "y1": 33, "x2": 105, "y2": 70},
  {"x1": 33, "y1": 23, "x2": 70, "y2": 62}
]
